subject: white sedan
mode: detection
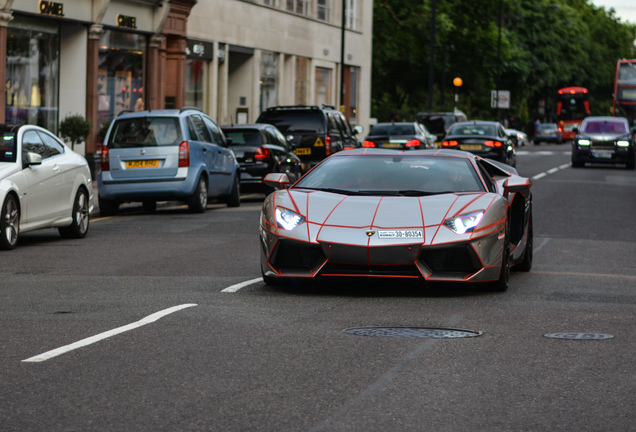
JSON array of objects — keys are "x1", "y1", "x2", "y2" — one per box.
[{"x1": 0, "y1": 124, "x2": 93, "y2": 250}]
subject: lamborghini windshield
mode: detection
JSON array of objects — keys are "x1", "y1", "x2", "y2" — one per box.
[{"x1": 294, "y1": 154, "x2": 486, "y2": 195}]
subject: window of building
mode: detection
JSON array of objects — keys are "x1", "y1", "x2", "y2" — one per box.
[
  {"x1": 348, "y1": 66, "x2": 359, "y2": 124},
  {"x1": 263, "y1": 0, "x2": 277, "y2": 6},
  {"x1": 286, "y1": 0, "x2": 310, "y2": 15},
  {"x1": 345, "y1": 0, "x2": 360, "y2": 30},
  {"x1": 260, "y1": 51, "x2": 278, "y2": 113},
  {"x1": 317, "y1": 0, "x2": 331, "y2": 21},
  {"x1": 315, "y1": 67, "x2": 332, "y2": 106},
  {"x1": 6, "y1": 17, "x2": 59, "y2": 132},
  {"x1": 186, "y1": 59, "x2": 207, "y2": 110},
  {"x1": 98, "y1": 30, "x2": 146, "y2": 128},
  {"x1": 295, "y1": 57, "x2": 309, "y2": 105}
]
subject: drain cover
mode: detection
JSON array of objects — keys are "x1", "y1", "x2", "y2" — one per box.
[
  {"x1": 544, "y1": 332, "x2": 614, "y2": 340},
  {"x1": 342, "y1": 327, "x2": 483, "y2": 339}
]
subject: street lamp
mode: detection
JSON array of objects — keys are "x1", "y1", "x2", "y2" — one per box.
[{"x1": 453, "y1": 77, "x2": 463, "y2": 111}]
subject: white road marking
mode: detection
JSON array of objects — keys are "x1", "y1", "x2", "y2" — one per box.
[
  {"x1": 222, "y1": 277, "x2": 262, "y2": 293},
  {"x1": 22, "y1": 304, "x2": 197, "y2": 363},
  {"x1": 532, "y1": 163, "x2": 570, "y2": 180}
]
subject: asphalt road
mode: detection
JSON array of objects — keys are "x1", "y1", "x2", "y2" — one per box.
[{"x1": 2, "y1": 144, "x2": 636, "y2": 431}]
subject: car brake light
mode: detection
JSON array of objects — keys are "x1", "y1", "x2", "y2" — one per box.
[
  {"x1": 406, "y1": 139, "x2": 420, "y2": 147},
  {"x1": 179, "y1": 141, "x2": 190, "y2": 167},
  {"x1": 485, "y1": 141, "x2": 503, "y2": 147},
  {"x1": 442, "y1": 140, "x2": 458, "y2": 147},
  {"x1": 255, "y1": 147, "x2": 271, "y2": 161},
  {"x1": 101, "y1": 145, "x2": 110, "y2": 171},
  {"x1": 325, "y1": 136, "x2": 331, "y2": 156},
  {"x1": 362, "y1": 140, "x2": 376, "y2": 147}
]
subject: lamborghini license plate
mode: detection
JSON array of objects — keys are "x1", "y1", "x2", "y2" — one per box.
[{"x1": 378, "y1": 230, "x2": 423, "y2": 239}]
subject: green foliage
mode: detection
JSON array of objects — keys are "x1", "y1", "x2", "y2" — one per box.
[
  {"x1": 372, "y1": 0, "x2": 636, "y2": 126},
  {"x1": 59, "y1": 114, "x2": 92, "y2": 150}
]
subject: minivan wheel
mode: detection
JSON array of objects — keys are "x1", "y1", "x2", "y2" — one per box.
[
  {"x1": 226, "y1": 174, "x2": 240, "y2": 208},
  {"x1": 59, "y1": 188, "x2": 90, "y2": 239},
  {"x1": 0, "y1": 194, "x2": 19, "y2": 250},
  {"x1": 188, "y1": 176, "x2": 208, "y2": 213},
  {"x1": 99, "y1": 195, "x2": 119, "y2": 216}
]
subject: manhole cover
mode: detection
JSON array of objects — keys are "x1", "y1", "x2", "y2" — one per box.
[
  {"x1": 544, "y1": 332, "x2": 614, "y2": 340},
  {"x1": 342, "y1": 327, "x2": 483, "y2": 339}
]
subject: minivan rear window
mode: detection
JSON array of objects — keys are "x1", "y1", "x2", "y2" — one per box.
[
  {"x1": 108, "y1": 117, "x2": 182, "y2": 148},
  {"x1": 257, "y1": 111, "x2": 325, "y2": 134}
]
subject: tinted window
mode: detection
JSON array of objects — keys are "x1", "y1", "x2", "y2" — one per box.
[
  {"x1": 257, "y1": 110, "x2": 325, "y2": 134},
  {"x1": 537, "y1": 124, "x2": 558, "y2": 131},
  {"x1": 23, "y1": 130, "x2": 61, "y2": 159},
  {"x1": 203, "y1": 117, "x2": 225, "y2": 145},
  {"x1": 295, "y1": 155, "x2": 485, "y2": 194},
  {"x1": 223, "y1": 129, "x2": 262, "y2": 147},
  {"x1": 449, "y1": 124, "x2": 497, "y2": 136},
  {"x1": 38, "y1": 131, "x2": 65, "y2": 155},
  {"x1": 369, "y1": 124, "x2": 416, "y2": 135},
  {"x1": 108, "y1": 117, "x2": 182, "y2": 148},
  {"x1": 190, "y1": 115, "x2": 213, "y2": 143},
  {"x1": 0, "y1": 132, "x2": 17, "y2": 162},
  {"x1": 582, "y1": 121, "x2": 628, "y2": 134}
]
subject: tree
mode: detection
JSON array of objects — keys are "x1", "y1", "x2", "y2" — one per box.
[{"x1": 59, "y1": 114, "x2": 92, "y2": 151}]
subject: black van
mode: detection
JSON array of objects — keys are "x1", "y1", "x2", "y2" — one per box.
[{"x1": 415, "y1": 111, "x2": 467, "y2": 146}]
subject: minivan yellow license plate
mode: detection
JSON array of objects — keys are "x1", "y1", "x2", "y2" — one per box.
[{"x1": 126, "y1": 160, "x2": 159, "y2": 168}]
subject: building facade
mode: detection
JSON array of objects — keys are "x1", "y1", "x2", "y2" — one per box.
[{"x1": 1, "y1": 0, "x2": 373, "y2": 175}]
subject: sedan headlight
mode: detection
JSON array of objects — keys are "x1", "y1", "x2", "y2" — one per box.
[
  {"x1": 444, "y1": 211, "x2": 484, "y2": 235},
  {"x1": 617, "y1": 140, "x2": 630, "y2": 147},
  {"x1": 275, "y1": 207, "x2": 306, "y2": 231},
  {"x1": 577, "y1": 139, "x2": 591, "y2": 146}
]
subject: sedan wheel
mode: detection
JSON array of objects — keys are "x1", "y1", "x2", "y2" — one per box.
[
  {"x1": 59, "y1": 188, "x2": 90, "y2": 239},
  {"x1": 0, "y1": 194, "x2": 19, "y2": 250},
  {"x1": 226, "y1": 174, "x2": 241, "y2": 208}
]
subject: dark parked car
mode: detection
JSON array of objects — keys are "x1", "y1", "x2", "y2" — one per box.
[
  {"x1": 221, "y1": 123, "x2": 303, "y2": 192},
  {"x1": 98, "y1": 108, "x2": 241, "y2": 215},
  {"x1": 442, "y1": 120, "x2": 516, "y2": 167},
  {"x1": 362, "y1": 122, "x2": 435, "y2": 149},
  {"x1": 415, "y1": 111, "x2": 467, "y2": 145},
  {"x1": 256, "y1": 105, "x2": 362, "y2": 172},
  {"x1": 571, "y1": 116, "x2": 635, "y2": 169},
  {"x1": 534, "y1": 123, "x2": 563, "y2": 144}
]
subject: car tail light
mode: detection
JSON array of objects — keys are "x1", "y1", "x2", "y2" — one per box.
[
  {"x1": 179, "y1": 141, "x2": 190, "y2": 167},
  {"x1": 484, "y1": 140, "x2": 503, "y2": 147},
  {"x1": 101, "y1": 145, "x2": 110, "y2": 171},
  {"x1": 325, "y1": 136, "x2": 332, "y2": 156},
  {"x1": 442, "y1": 140, "x2": 458, "y2": 147},
  {"x1": 255, "y1": 147, "x2": 271, "y2": 161},
  {"x1": 406, "y1": 139, "x2": 421, "y2": 147},
  {"x1": 362, "y1": 140, "x2": 376, "y2": 147}
]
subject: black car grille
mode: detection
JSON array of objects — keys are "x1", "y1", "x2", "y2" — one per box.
[
  {"x1": 419, "y1": 244, "x2": 482, "y2": 275},
  {"x1": 320, "y1": 263, "x2": 421, "y2": 277},
  {"x1": 591, "y1": 140, "x2": 615, "y2": 150},
  {"x1": 270, "y1": 240, "x2": 325, "y2": 273}
]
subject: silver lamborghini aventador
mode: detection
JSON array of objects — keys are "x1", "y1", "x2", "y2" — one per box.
[{"x1": 259, "y1": 148, "x2": 532, "y2": 291}]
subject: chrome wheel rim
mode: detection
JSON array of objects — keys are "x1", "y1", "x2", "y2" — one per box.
[
  {"x1": 199, "y1": 180, "x2": 208, "y2": 208},
  {"x1": 76, "y1": 192, "x2": 89, "y2": 234},
  {"x1": 3, "y1": 198, "x2": 19, "y2": 246}
]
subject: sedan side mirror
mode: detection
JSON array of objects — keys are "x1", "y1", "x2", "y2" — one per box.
[
  {"x1": 25, "y1": 152, "x2": 42, "y2": 167},
  {"x1": 572, "y1": 127, "x2": 579, "y2": 133},
  {"x1": 354, "y1": 125, "x2": 364, "y2": 135}
]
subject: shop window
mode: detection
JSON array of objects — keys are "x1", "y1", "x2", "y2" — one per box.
[
  {"x1": 98, "y1": 30, "x2": 145, "y2": 129},
  {"x1": 186, "y1": 58, "x2": 207, "y2": 110},
  {"x1": 6, "y1": 17, "x2": 59, "y2": 132},
  {"x1": 315, "y1": 67, "x2": 332, "y2": 106}
]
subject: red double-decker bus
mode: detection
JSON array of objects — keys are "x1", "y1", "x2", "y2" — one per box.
[
  {"x1": 613, "y1": 59, "x2": 636, "y2": 128},
  {"x1": 556, "y1": 86, "x2": 590, "y2": 140}
]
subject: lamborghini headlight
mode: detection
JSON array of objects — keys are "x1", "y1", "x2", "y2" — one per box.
[
  {"x1": 275, "y1": 207, "x2": 306, "y2": 231},
  {"x1": 444, "y1": 211, "x2": 484, "y2": 234}
]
